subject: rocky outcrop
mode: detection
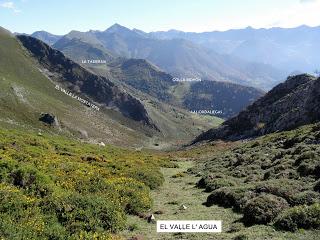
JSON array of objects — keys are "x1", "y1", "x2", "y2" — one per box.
[
  {"x1": 193, "y1": 74, "x2": 320, "y2": 142},
  {"x1": 39, "y1": 113, "x2": 59, "y2": 126}
]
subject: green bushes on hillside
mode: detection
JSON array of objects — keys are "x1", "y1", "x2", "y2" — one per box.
[
  {"x1": 0, "y1": 128, "x2": 169, "y2": 239},
  {"x1": 197, "y1": 123, "x2": 320, "y2": 231},
  {"x1": 206, "y1": 186, "x2": 255, "y2": 212},
  {"x1": 274, "y1": 203, "x2": 320, "y2": 231},
  {"x1": 243, "y1": 194, "x2": 289, "y2": 225}
]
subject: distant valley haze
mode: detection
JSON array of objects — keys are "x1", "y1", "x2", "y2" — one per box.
[{"x1": 26, "y1": 23, "x2": 320, "y2": 90}]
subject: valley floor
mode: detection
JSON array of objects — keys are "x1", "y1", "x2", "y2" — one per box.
[{"x1": 121, "y1": 160, "x2": 320, "y2": 240}]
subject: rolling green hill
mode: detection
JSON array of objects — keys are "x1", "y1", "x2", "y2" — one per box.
[
  {"x1": 0, "y1": 126, "x2": 174, "y2": 239},
  {"x1": 16, "y1": 35, "x2": 154, "y2": 126},
  {"x1": 0, "y1": 27, "x2": 154, "y2": 146}
]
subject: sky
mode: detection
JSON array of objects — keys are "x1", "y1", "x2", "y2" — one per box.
[{"x1": 1, "y1": 0, "x2": 320, "y2": 34}]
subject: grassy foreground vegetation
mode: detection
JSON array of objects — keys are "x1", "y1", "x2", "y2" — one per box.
[
  {"x1": 193, "y1": 123, "x2": 320, "y2": 235},
  {"x1": 0, "y1": 127, "x2": 172, "y2": 239},
  {"x1": 122, "y1": 160, "x2": 320, "y2": 240}
]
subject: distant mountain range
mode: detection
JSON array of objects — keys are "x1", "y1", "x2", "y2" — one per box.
[
  {"x1": 31, "y1": 31, "x2": 62, "y2": 45},
  {"x1": 29, "y1": 24, "x2": 320, "y2": 90},
  {"x1": 149, "y1": 25, "x2": 320, "y2": 74},
  {"x1": 193, "y1": 74, "x2": 320, "y2": 143},
  {"x1": 30, "y1": 24, "x2": 288, "y2": 90},
  {"x1": 38, "y1": 33, "x2": 263, "y2": 119}
]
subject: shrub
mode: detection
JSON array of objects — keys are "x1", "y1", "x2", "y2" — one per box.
[
  {"x1": 297, "y1": 163, "x2": 315, "y2": 177},
  {"x1": 243, "y1": 194, "x2": 289, "y2": 225},
  {"x1": 233, "y1": 234, "x2": 248, "y2": 240},
  {"x1": 314, "y1": 164, "x2": 320, "y2": 179},
  {"x1": 204, "y1": 178, "x2": 236, "y2": 192},
  {"x1": 255, "y1": 179, "x2": 304, "y2": 204},
  {"x1": 171, "y1": 172, "x2": 186, "y2": 178},
  {"x1": 196, "y1": 173, "x2": 225, "y2": 189},
  {"x1": 274, "y1": 203, "x2": 320, "y2": 231},
  {"x1": 127, "y1": 167, "x2": 164, "y2": 190},
  {"x1": 0, "y1": 127, "x2": 170, "y2": 237},
  {"x1": 227, "y1": 222, "x2": 244, "y2": 233},
  {"x1": 197, "y1": 174, "x2": 236, "y2": 192},
  {"x1": 291, "y1": 191, "x2": 320, "y2": 206},
  {"x1": 9, "y1": 165, "x2": 54, "y2": 197},
  {"x1": 106, "y1": 177, "x2": 152, "y2": 214},
  {"x1": 314, "y1": 180, "x2": 320, "y2": 192},
  {"x1": 0, "y1": 158, "x2": 18, "y2": 182},
  {"x1": 206, "y1": 186, "x2": 255, "y2": 211},
  {"x1": 41, "y1": 191, "x2": 126, "y2": 234},
  {"x1": 0, "y1": 183, "x2": 46, "y2": 239}
]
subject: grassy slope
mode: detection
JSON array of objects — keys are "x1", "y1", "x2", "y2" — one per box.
[
  {"x1": 121, "y1": 123, "x2": 320, "y2": 239},
  {"x1": 84, "y1": 64, "x2": 224, "y2": 148},
  {"x1": 1, "y1": 123, "x2": 318, "y2": 239},
  {"x1": 0, "y1": 127, "x2": 173, "y2": 239},
  {"x1": 0, "y1": 28, "x2": 155, "y2": 146},
  {"x1": 122, "y1": 160, "x2": 319, "y2": 240}
]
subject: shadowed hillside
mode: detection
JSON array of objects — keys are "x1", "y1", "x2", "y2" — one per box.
[{"x1": 193, "y1": 74, "x2": 320, "y2": 143}]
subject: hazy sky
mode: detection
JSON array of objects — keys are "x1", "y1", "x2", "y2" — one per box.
[{"x1": 1, "y1": 0, "x2": 320, "y2": 34}]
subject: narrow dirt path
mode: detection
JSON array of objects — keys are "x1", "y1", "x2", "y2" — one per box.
[{"x1": 121, "y1": 160, "x2": 241, "y2": 240}]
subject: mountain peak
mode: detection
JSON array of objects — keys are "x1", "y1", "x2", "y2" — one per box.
[
  {"x1": 32, "y1": 30, "x2": 51, "y2": 35},
  {"x1": 167, "y1": 29, "x2": 183, "y2": 33},
  {"x1": 0, "y1": 26, "x2": 13, "y2": 36},
  {"x1": 30, "y1": 30, "x2": 62, "y2": 45},
  {"x1": 105, "y1": 23, "x2": 131, "y2": 33},
  {"x1": 245, "y1": 26, "x2": 254, "y2": 30}
]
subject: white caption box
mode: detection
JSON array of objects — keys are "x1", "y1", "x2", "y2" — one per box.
[{"x1": 157, "y1": 220, "x2": 222, "y2": 233}]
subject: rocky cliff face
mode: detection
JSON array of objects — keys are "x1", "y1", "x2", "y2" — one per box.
[
  {"x1": 193, "y1": 74, "x2": 320, "y2": 142},
  {"x1": 17, "y1": 35, "x2": 155, "y2": 127}
]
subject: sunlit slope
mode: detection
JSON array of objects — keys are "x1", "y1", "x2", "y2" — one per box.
[
  {"x1": 0, "y1": 27, "x2": 150, "y2": 146},
  {"x1": 0, "y1": 126, "x2": 174, "y2": 239}
]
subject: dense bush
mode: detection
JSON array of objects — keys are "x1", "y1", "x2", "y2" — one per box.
[
  {"x1": 243, "y1": 194, "x2": 289, "y2": 225},
  {"x1": 197, "y1": 172, "x2": 237, "y2": 191},
  {"x1": 274, "y1": 203, "x2": 320, "y2": 231},
  {"x1": 233, "y1": 234, "x2": 248, "y2": 240},
  {"x1": 106, "y1": 177, "x2": 152, "y2": 214},
  {"x1": 0, "y1": 183, "x2": 46, "y2": 239},
  {"x1": 314, "y1": 180, "x2": 320, "y2": 193},
  {"x1": 193, "y1": 123, "x2": 320, "y2": 232},
  {"x1": 254, "y1": 179, "x2": 304, "y2": 205},
  {"x1": 203, "y1": 177, "x2": 236, "y2": 192},
  {"x1": 41, "y1": 192, "x2": 126, "y2": 234},
  {"x1": 197, "y1": 173, "x2": 225, "y2": 188},
  {"x1": 0, "y1": 128, "x2": 170, "y2": 238},
  {"x1": 9, "y1": 164, "x2": 54, "y2": 197},
  {"x1": 206, "y1": 186, "x2": 255, "y2": 211},
  {"x1": 290, "y1": 191, "x2": 320, "y2": 206}
]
